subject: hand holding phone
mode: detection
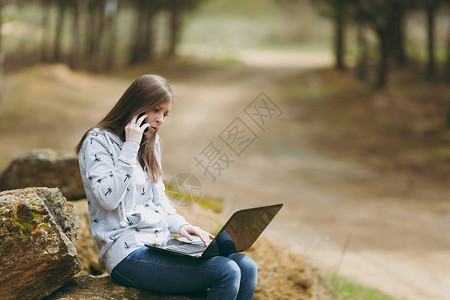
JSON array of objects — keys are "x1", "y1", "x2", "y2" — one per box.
[
  {"x1": 125, "y1": 113, "x2": 149, "y2": 145},
  {"x1": 138, "y1": 113, "x2": 149, "y2": 133}
]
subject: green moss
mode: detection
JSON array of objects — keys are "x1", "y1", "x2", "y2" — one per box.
[
  {"x1": 1, "y1": 204, "x2": 51, "y2": 256},
  {"x1": 1, "y1": 221, "x2": 31, "y2": 256},
  {"x1": 14, "y1": 220, "x2": 28, "y2": 231},
  {"x1": 33, "y1": 213, "x2": 50, "y2": 231}
]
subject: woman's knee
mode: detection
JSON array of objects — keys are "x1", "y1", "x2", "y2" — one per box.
[
  {"x1": 205, "y1": 259, "x2": 241, "y2": 299},
  {"x1": 240, "y1": 255, "x2": 258, "y2": 291},
  {"x1": 222, "y1": 260, "x2": 242, "y2": 285},
  {"x1": 229, "y1": 254, "x2": 258, "y2": 282},
  {"x1": 242, "y1": 255, "x2": 258, "y2": 274}
]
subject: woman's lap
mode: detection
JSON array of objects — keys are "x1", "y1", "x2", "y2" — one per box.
[{"x1": 111, "y1": 246, "x2": 258, "y2": 299}]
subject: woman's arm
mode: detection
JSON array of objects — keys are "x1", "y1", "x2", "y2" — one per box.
[
  {"x1": 82, "y1": 115, "x2": 148, "y2": 210},
  {"x1": 82, "y1": 133, "x2": 139, "y2": 210}
]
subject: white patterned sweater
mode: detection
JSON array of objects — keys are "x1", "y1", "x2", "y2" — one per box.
[{"x1": 78, "y1": 128, "x2": 189, "y2": 274}]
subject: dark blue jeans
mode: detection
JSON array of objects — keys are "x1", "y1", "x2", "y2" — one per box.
[{"x1": 111, "y1": 246, "x2": 258, "y2": 300}]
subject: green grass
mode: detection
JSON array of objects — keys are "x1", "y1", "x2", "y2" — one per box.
[
  {"x1": 204, "y1": 56, "x2": 244, "y2": 67},
  {"x1": 164, "y1": 180, "x2": 223, "y2": 213},
  {"x1": 282, "y1": 83, "x2": 333, "y2": 99},
  {"x1": 325, "y1": 272, "x2": 397, "y2": 300}
]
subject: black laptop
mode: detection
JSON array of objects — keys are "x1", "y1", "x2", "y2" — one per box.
[{"x1": 145, "y1": 203, "x2": 283, "y2": 259}]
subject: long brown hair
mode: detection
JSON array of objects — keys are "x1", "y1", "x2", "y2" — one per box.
[{"x1": 76, "y1": 74, "x2": 174, "y2": 182}]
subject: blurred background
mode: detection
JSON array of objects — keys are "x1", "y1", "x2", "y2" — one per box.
[{"x1": 0, "y1": 0, "x2": 449, "y2": 299}]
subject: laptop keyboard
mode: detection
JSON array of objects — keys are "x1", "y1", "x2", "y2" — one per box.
[{"x1": 165, "y1": 243, "x2": 207, "y2": 254}]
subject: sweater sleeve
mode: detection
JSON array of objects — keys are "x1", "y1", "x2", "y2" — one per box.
[{"x1": 82, "y1": 132, "x2": 140, "y2": 211}]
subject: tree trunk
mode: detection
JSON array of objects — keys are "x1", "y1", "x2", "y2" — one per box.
[
  {"x1": 129, "y1": 0, "x2": 147, "y2": 64},
  {"x1": 356, "y1": 21, "x2": 368, "y2": 81},
  {"x1": 86, "y1": 3, "x2": 95, "y2": 60},
  {"x1": 445, "y1": 12, "x2": 450, "y2": 84},
  {"x1": 70, "y1": 2, "x2": 80, "y2": 69},
  {"x1": 40, "y1": 0, "x2": 51, "y2": 62},
  {"x1": 392, "y1": 2, "x2": 406, "y2": 67},
  {"x1": 0, "y1": 0, "x2": 2, "y2": 58},
  {"x1": 426, "y1": 3, "x2": 436, "y2": 81},
  {"x1": 90, "y1": 0, "x2": 106, "y2": 72},
  {"x1": 447, "y1": 101, "x2": 450, "y2": 128},
  {"x1": 104, "y1": 0, "x2": 119, "y2": 71},
  {"x1": 446, "y1": 6, "x2": 450, "y2": 127},
  {"x1": 167, "y1": 0, "x2": 179, "y2": 58},
  {"x1": 0, "y1": 0, "x2": 4, "y2": 105},
  {"x1": 70, "y1": 0, "x2": 90, "y2": 69},
  {"x1": 376, "y1": 29, "x2": 390, "y2": 89},
  {"x1": 334, "y1": 4, "x2": 346, "y2": 70},
  {"x1": 141, "y1": 9, "x2": 154, "y2": 62},
  {"x1": 86, "y1": 1, "x2": 100, "y2": 62},
  {"x1": 53, "y1": 0, "x2": 67, "y2": 62}
]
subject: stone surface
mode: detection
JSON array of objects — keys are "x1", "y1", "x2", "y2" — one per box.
[
  {"x1": 0, "y1": 187, "x2": 81, "y2": 300},
  {"x1": 46, "y1": 274, "x2": 206, "y2": 300},
  {"x1": 34, "y1": 187, "x2": 80, "y2": 244},
  {"x1": 72, "y1": 200, "x2": 105, "y2": 275},
  {"x1": 0, "y1": 149, "x2": 85, "y2": 200}
]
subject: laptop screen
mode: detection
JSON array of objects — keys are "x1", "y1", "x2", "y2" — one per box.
[{"x1": 213, "y1": 204, "x2": 282, "y2": 253}]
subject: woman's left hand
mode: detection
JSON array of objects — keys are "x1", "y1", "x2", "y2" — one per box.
[{"x1": 179, "y1": 224, "x2": 215, "y2": 246}]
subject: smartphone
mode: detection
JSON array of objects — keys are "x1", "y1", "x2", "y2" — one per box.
[{"x1": 138, "y1": 113, "x2": 149, "y2": 133}]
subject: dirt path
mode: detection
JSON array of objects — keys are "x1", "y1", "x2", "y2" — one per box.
[{"x1": 156, "y1": 51, "x2": 450, "y2": 300}]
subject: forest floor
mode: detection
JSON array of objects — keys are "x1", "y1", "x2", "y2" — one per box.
[{"x1": 0, "y1": 49, "x2": 449, "y2": 299}]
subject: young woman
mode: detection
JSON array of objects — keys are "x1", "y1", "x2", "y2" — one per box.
[{"x1": 76, "y1": 74, "x2": 258, "y2": 299}]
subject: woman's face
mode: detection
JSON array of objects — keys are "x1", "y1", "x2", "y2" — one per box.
[{"x1": 143, "y1": 100, "x2": 172, "y2": 137}]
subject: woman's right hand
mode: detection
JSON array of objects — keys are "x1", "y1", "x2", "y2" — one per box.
[
  {"x1": 179, "y1": 224, "x2": 215, "y2": 246},
  {"x1": 125, "y1": 114, "x2": 149, "y2": 145}
]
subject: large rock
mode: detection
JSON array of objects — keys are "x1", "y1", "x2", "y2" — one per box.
[
  {"x1": 0, "y1": 187, "x2": 81, "y2": 300},
  {"x1": 46, "y1": 274, "x2": 206, "y2": 300},
  {"x1": 0, "y1": 149, "x2": 85, "y2": 200}
]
